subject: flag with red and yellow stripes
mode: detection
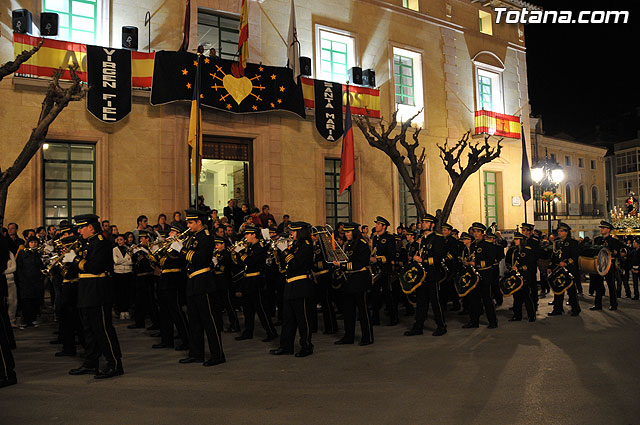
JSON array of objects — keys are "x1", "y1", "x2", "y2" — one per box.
[
  {"x1": 474, "y1": 109, "x2": 521, "y2": 139},
  {"x1": 237, "y1": 0, "x2": 249, "y2": 75},
  {"x1": 12, "y1": 33, "x2": 154, "y2": 88},
  {"x1": 300, "y1": 77, "x2": 380, "y2": 118}
]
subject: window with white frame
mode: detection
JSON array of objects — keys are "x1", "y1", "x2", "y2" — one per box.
[
  {"x1": 475, "y1": 66, "x2": 504, "y2": 114},
  {"x1": 392, "y1": 47, "x2": 424, "y2": 126},
  {"x1": 317, "y1": 27, "x2": 356, "y2": 84},
  {"x1": 403, "y1": 0, "x2": 419, "y2": 11},
  {"x1": 43, "y1": 0, "x2": 103, "y2": 45}
]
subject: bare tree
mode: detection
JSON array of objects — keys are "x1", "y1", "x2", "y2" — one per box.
[
  {"x1": 354, "y1": 109, "x2": 427, "y2": 219},
  {"x1": 0, "y1": 65, "x2": 88, "y2": 227},
  {"x1": 0, "y1": 38, "x2": 45, "y2": 82},
  {"x1": 437, "y1": 131, "x2": 503, "y2": 226}
]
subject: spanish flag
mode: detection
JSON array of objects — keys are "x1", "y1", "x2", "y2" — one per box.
[
  {"x1": 300, "y1": 77, "x2": 381, "y2": 118},
  {"x1": 474, "y1": 109, "x2": 521, "y2": 139},
  {"x1": 188, "y1": 56, "x2": 202, "y2": 179},
  {"x1": 237, "y1": 0, "x2": 249, "y2": 75}
]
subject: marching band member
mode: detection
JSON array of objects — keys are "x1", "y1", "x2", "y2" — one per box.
[
  {"x1": 233, "y1": 225, "x2": 278, "y2": 342},
  {"x1": 404, "y1": 214, "x2": 447, "y2": 337},
  {"x1": 127, "y1": 230, "x2": 156, "y2": 330},
  {"x1": 591, "y1": 220, "x2": 624, "y2": 311},
  {"x1": 547, "y1": 223, "x2": 581, "y2": 317},
  {"x1": 65, "y1": 214, "x2": 123, "y2": 379},
  {"x1": 270, "y1": 222, "x2": 314, "y2": 357},
  {"x1": 520, "y1": 223, "x2": 540, "y2": 310},
  {"x1": 441, "y1": 223, "x2": 462, "y2": 312},
  {"x1": 212, "y1": 236, "x2": 240, "y2": 333},
  {"x1": 370, "y1": 216, "x2": 398, "y2": 326},
  {"x1": 333, "y1": 222, "x2": 374, "y2": 346},
  {"x1": 311, "y1": 228, "x2": 338, "y2": 334},
  {"x1": 464, "y1": 222, "x2": 498, "y2": 329},
  {"x1": 172, "y1": 209, "x2": 225, "y2": 367},
  {"x1": 505, "y1": 232, "x2": 536, "y2": 322}
]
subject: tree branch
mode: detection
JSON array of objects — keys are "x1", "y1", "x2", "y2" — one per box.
[{"x1": 0, "y1": 38, "x2": 45, "y2": 82}]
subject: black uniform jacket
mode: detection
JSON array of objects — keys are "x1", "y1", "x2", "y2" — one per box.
[
  {"x1": 73, "y1": 233, "x2": 114, "y2": 308},
  {"x1": 237, "y1": 240, "x2": 267, "y2": 294},
  {"x1": 371, "y1": 231, "x2": 396, "y2": 274},
  {"x1": 283, "y1": 239, "x2": 314, "y2": 300},
  {"x1": 181, "y1": 228, "x2": 215, "y2": 297},
  {"x1": 212, "y1": 248, "x2": 233, "y2": 291},
  {"x1": 340, "y1": 238, "x2": 371, "y2": 294},
  {"x1": 551, "y1": 237, "x2": 579, "y2": 276},
  {"x1": 505, "y1": 245, "x2": 535, "y2": 276},
  {"x1": 157, "y1": 250, "x2": 187, "y2": 291},
  {"x1": 471, "y1": 239, "x2": 496, "y2": 273},
  {"x1": 418, "y1": 232, "x2": 446, "y2": 282},
  {"x1": 16, "y1": 249, "x2": 45, "y2": 299}
]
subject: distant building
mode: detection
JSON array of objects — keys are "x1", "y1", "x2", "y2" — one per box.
[
  {"x1": 605, "y1": 132, "x2": 640, "y2": 215},
  {"x1": 530, "y1": 117, "x2": 607, "y2": 237}
]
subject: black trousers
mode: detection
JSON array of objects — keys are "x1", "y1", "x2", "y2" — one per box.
[
  {"x1": 468, "y1": 272, "x2": 497, "y2": 326},
  {"x1": 239, "y1": 290, "x2": 277, "y2": 338},
  {"x1": 552, "y1": 277, "x2": 581, "y2": 313},
  {"x1": 279, "y1": 297, "x2": 313, "y2": 351},
  {"x1": 491, "y1": 266, "x2": 503, "y2": 306},
  {"x1": 593, "y1": 271, "x2": 618, "y2": 308},
  {"x1": 215, "y1": 288, "x2": 239, "y2": 330},
  {"x1": 134, "y1": 274, "x2": 153, "y2": 327},
  {"x1": 528, "y1": 270, "x2": 539, "y2": 309},
  {"x1": 371, "y1": 271, "x2": 397, "y2": 324},
  {"x1": 439, "y1": 278, "x2": 461, "y2": 311},
  {"x1": 342, "y1": 290, "x2": 373, "y2": 344},
  {"x1": 313, "y1": 272, "x2": 338, "y2": 334},
  {"x1": 60, "y1": 283, "x2": 82, "y2": 354},
  {"x1": 617, "y1": 268, "x2": 631, "y2": 298},
  {"x1": 412, "y1": 280, "x2": 445, "y2": 330},
  {"x1": 512, "y1": 279, "x2": 535, "y2": 320},
  {"x1": 79, "y1": 304, "x2": 122, "y2": 370},
  {"x1": 20, "y1": 298, "x2": 39, "y2": 326},
  {"x1": 187, "y1": 293, "x2": 224, "y2": 361},
  {"x1": 632, "y1": 272, "x2": 640, "y2": 298},
  {"x1": 113, "y1": 272, "x2": 133, "y2": 313},
  {"x1": 157, "y1": 282, "x2": 190, "y2": 347},
  {"x1": 0, "y1": 300, "x2": 15, "y2": 381}
]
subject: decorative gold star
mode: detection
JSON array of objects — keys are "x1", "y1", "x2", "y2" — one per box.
[
  {"x1": 204, "y1": 58, "x2": 210, "y2": 64},
  {"x1": 279, "y1": 86, "x2": 285, "y2": 92},
  {"x1": 186, "y1": 82, "x2": 192, "y2": 89},
  {"x1": 182, "y1": 69, "x2": 188, "y2": 75},
  {"x1": 252, "y1": 105, "x2": 258, "y2": 111},
  {"x1": 277, "y1": 98, "x2": 282, "y2": 104},
  {"x1": 200, "y1": 94, "x2": 204, "y2": 99},
  {"x1": 258, "y1": 66, "x2": 264, "y2": 72},
  {"x1": 226, "y1": 104, "x2": 232, "y2": 109},
  {"x1": 193, "y1": 60, "x2": 198, "y2": 66},
  {"x1": 270, "y1": 102, "x2": 275, "y2": 108}
]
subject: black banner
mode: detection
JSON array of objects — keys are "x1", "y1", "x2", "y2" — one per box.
[
  {"x1": 86, "y1": 45, "x2": 132, "y2": 123},
  {"x1": 151, "y1": 51, "x2": 305, "y2": 118},
  {"x1": 314, "y1": 79, "x2": 343, "y2": 142}
]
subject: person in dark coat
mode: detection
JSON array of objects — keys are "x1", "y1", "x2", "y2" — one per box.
[{"x1": 16, "y1": 237, "x2": 45, "y2": 328}]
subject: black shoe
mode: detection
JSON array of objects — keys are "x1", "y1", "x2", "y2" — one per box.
[
  {"x1": 149, "y1": 332, "x2": 161, "y2": 338},
  {"x1": 334, "y1": 338, "x2": 354, "y2": 345},
  {"x1": 152, "y1": 343, "x2": 173, "y2": 349},
  {"x1": 487, "y1": 323, "x2": 498, "y2": 329},
  {"x1": 174, "y1": 344, "x2": 189, "y2": 351},
  {"x1": 235, "y1": 334, "x2": 252, "y2": 341},
  {"x1": 295, "y1": 348, "x2": 313, "y2": 357},
  {"x1": 589, "y1": 305, "x2": 602, "y2": 311},
  {"x1": 528, "y1": 317, "x2": 537, "y2": 322},
  {"x1": 69, "y1": 366, "x2": 98, "y2": 376},
  {"x1": 633, "y1": 296, "x2": 639, "y2": 300},
  {"x1": 358, "y1": 340, "x2": 373, "y2": 346},
  {"x1": 547, "y1": 301, "x2": 555, "y2": 305},
  {"x1": 269, "y1": 347, "x2": 294, "y2": 355},
  {"x1": 547, "y1": 310, "x2": 563, "y2": 316},
  {"x1": 49, "y1": 339, "x2": 62, "y2": 345},
  {"x1": 387, "y1": 318, "x2": 399, "y2": 326},
  {"x1": 203, "y1": 358, "x2": 226, "y2": 367},
  {"x1": 54, "y1": 351, "x2": 76, "y2": 357},
  {"x1": 262, "y1": 334, "x2": 278, "y2": 343},
  {"x1": 179, "y1": 357, "x2": 203, "y2": 364},
  {"x1": 404, "y1": 328, "x2": 423, "y2": 336},
  {"x1": 609, "y1": 305, "x2": 618, "y2": 311},
  {"x1": 225, "y1": 326, "x2": 241, "y2": 333},
  {"x1": 94, "y1": 366, "x2": 124, "y2": 379},
  {"x1": 432, "y1": 327, "x2": 447, "y2": 336},
  {"x1": 462, "y1": 322, "x2": 479, "y2": 329},
  {"x1": 570, "y1": 310, "x2": 580, "y2": 317},
  {"x1": 127, "y1": 324, "x2": 145, "y2": 329},
  {"x1": 0, "y1": 376, "x2": 17, "y2": 388},
  {"x1": 508, "y1": 317, "x2": 522, "y2": 322}
]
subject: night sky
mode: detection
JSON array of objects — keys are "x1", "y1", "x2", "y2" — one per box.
[{"x1": 524, "y1": 0, "x2": 640, "y2": 144}]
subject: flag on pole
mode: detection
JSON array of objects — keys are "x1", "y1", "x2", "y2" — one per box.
[
  {"x1": 521, "y1": 125, "x2": 532, "y2": 202},
  {"x1": 287, "y1": 0, "x2": 300, "y2": 81},
  {"x1": 339, "y1": 89, "x2": 355, "y2": 194},
  {"x1": 188, "y1": 56, "x2": 202, "y2": 179},
  {"x1": 237, "y1": 0, "x2": 249, "y2": 76},
  {"x1": 179, "y1": 0, "x2": 190, "y2": 51}
]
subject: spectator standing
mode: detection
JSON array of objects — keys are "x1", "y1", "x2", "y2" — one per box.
[{"x1": 15, "y1": 237, "x2": 45, "y2": 328}]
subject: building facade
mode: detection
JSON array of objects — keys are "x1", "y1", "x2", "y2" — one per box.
[
  {"x1": 530, "y1": 117, "x2": 608, "y2": 237},
  {"x1": 605, "y1": 133, "x2": 640, "y2": 215},
  {"x1": 1, "y1": 0, "x2": 535, "y2": 232}
]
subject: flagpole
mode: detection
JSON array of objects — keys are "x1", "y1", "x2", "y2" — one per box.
[{"x1": 195, "y1": 53, "x2": 201, "y2": 206}]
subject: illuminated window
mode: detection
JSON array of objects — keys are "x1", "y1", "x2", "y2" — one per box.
[
  {"x1": 403, "y1": 0, "x2": 419, "y2": 11},
  {"x1": 479, "y1": 10, "x2": 493, "y2": 35},
  {"x1": 43, "y1": 0, "x2": 99, "y2": 44},
  {"x1": 392, "y1": 46, "x2": 424, "y2": 126},
  {"x1": 317, "y1": 27, "x2": 356, "y2": 84},
  {"x1": 475, "y1": 67, "x2": 503, "y2": 113}
]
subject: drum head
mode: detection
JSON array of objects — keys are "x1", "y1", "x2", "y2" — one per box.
[
  {"x1": 401, "y1": 263, "x2": 425, "y2": 294},
  {"x1": 596, "y1": 248, "x2": 612, "y2": 276}
]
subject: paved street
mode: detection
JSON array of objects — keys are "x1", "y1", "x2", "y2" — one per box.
[{"x1": 2, "y1": 293, "x2": 640, "y2": 425}]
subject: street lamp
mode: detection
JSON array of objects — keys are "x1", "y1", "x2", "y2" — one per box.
[{"x1": 531, "y1": 149, "x2": 565, "y2": 235}]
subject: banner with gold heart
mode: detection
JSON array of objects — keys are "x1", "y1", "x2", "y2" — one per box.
[{"x1": 151, "y1": 51, "x2": 305, "y2": 118}]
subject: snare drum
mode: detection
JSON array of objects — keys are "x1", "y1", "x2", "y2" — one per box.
[{"x1": 578, "y1": 245, "x2": 612, "y2": 276}]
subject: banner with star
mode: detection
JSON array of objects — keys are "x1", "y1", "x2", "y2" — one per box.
[{"x1": 150, "y1": 51, "x2": 305, "y2": 118}]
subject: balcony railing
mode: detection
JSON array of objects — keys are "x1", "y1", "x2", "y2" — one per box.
[{"x1": 534, "y1": 202, "x2": 604, "y2": 221}]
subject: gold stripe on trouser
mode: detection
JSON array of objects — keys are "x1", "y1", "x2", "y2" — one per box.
[
  {"x1": 205, "y1": 294, "x2": 222, "y2": 355},
  {"x1": 0, "y1": 310, "x2": 8, "y2": 377},
  {"x1": 363, "y1": 291, "x2": 372, "y2": 340},
  {"x1": 257, "y1": 291, "x2": 275, "y2": 335},
  {"x1": 303, "y1": 299, "x2": 310, "y2": 346},
  {"x1": 101, "y1": 306, "x2": 119, "y2": 369}
]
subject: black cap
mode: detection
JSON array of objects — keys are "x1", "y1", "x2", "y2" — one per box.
[
  {"x1": 441, "y1": 223, "x2": 453, "y2": 231},
  {"x1": 138, "y1": 230, "x2": 151, "y2": 239},
  {"x1": 521, "y1": 223, "x2": 534, "y2": 231},
  {"x1": 342, "y1": 222, "x2": 360, "y2": 232},
  {"x1": 171, "y1": 222, "x2": 186, "y2": 233},
  {"x1": 470, "y1": 222, "x2": 486, "y2": 232},
  {"x1": 557, "y1": 222, "x2": 571, "y2": 232},
  {"x1": 452, "y1": 229, "x2": 459, "y2": 235},
  {"x1": 599, "y1": 220, "x2": 613, "y2": 230},
  {"x1": 185, "y1": 209, "x2": 207, "y2": 221},
  {"x1": 73, "y1": 214, "x2": 99, "y2": 227},
  {"x1": 213, "y1": 236, "x2": 227, "y2": 245},
  {"x1": 58, "y1": 223, "x2": 75, "y2": 234},
  {"x1": 243, "y1": 225, "x2": 260, "y2": 235},
  {"x1": 289, "y1": 221, "x2": 311, "y2": 231},
  {"x1": 513, "y1": 232, "x2": 525, "y2": 240},
  {"x1": 460, "y1": 232, "x2": 472, "y2": 240},
  {"x1": 374, "y1": 216, "x2": 390, "y2": 227},
  {"x1": 422, "y1": 214, "x2": 437, "y2": 223}
]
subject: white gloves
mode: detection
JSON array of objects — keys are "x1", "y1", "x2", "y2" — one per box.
[
  {"x1": 212, "y1": 256, "x2": 219, "y2": 267},
  {"x1": 170, "y1": 241, "x2": 184, "y2": 252},
  {"x1": 62, "y1": 250, "x2": 77, "y2": 263}
]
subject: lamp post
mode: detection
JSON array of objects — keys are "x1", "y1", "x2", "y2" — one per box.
[{"x1": 531, "y1": 149, "x2": 565, "y2": 235}]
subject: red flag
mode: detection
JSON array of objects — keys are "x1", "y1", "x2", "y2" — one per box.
[
  {"x1": 339, "y1": 90, "x2": 355, "y2": 194},
  {"x1": 236, "y1": 0, "x2": 249, "y2": 76},
  {"x1": 179, "y1": 0, "x2": 190, "y2": 51}
]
